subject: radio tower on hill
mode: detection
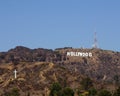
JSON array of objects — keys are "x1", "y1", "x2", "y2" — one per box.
[{"x1": 93, "y1": 30, "x2": 98, "y2": 48}]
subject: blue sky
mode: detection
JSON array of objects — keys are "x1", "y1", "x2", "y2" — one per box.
[{"x1": 0, "y1": 0, "x2": 120, "y2": 52}]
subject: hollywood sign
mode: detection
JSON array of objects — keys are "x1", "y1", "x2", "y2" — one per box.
[{"x1": 67, "y1": 52, "x2": 92, "y2": 57}]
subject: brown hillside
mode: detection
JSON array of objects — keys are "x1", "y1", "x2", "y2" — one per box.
[{"x1": 0, "y1": 46, "x2": 120, "y2": 95}]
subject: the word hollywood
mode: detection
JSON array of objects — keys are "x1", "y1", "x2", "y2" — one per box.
[{"x1": 67, "y1": 52, "x2": 92, "y2": 57}]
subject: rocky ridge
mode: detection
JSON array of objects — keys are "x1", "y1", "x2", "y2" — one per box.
[{"x1": 0, "y1": 46, "x2": 120, "y2": 96}]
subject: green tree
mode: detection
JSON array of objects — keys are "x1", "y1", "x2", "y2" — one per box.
[
  {"x1": 49, "y1": 82, "x2": 62, "y2": 96},
  {"x1": 60, "y1": 87, "x2": 74, "y2": 96},
  {"x1": 80, "y1": 77, "x2": 93, "y2": 90},
  {"x1": 98, "y1": 89, "x2": 111, "y2": 96},
  {"x1": 88, "y1": 88, "x2": 97, "y2": 96}
]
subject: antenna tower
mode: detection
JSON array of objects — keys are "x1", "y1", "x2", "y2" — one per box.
[{"x1": 93, "y1": 31, "x2": 98, "y2": 48}]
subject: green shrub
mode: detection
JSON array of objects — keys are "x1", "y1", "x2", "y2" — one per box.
[
  {"x1": 98, "y1": 89, "x2": 111, "y2": 96},
  {"x1": 80, "y1": 77, "x2": 93, "y2": 90},
  {"x1": 88, "y1": 88, "x2": 97, "y2": 96},
  {"x1": 60, "y1": 87, "x2": 74, "y2": 96},
  {"x1": 49, "y1": 82, "x2": 62, "y2": 96}
]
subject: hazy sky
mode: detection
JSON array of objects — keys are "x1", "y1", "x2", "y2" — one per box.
[{"x1": 0, "y1": 0, "x2": 120, "y2": 52}]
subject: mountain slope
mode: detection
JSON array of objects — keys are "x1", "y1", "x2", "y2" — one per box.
[{"x1": 0, "y1": 46, "x2": 120, "y2": 95}]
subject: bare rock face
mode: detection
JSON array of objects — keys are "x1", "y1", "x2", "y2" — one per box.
[{"x1": 0, "y1": 46, "x2": 120, "y2": 95}]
